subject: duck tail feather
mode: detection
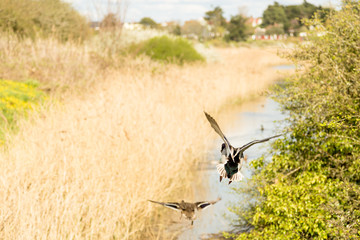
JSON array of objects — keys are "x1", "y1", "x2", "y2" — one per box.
[
  {"x1": 230, "y1": 171, "x2": 244, "y2": 182},
  {"x1": 216, "y1": 164, "x2": 227, "y2": 178}
]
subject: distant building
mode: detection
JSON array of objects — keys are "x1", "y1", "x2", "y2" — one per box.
[
  {"x1": 248, "y1": 17, "x2": 292, "y2": 41},
  {"x1": 247, "y1": 17, "x2": 267, "y2": 40},
  {"x1": 90, "y1": 21, "x2": 100, "y2": 31},
  {"x1": 123, "y1": 22, "x2": 142, "y2": 30},
  {"x1": 247, "y1": 17, "x2": 262, "y2": 27},
  {"x1": 161, "y1": 21, "x2": 179, "y2": 29}
]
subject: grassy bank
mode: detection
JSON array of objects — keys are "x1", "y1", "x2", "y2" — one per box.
[
  {"x1": 0, "y1": 33, "x2": 287, "y2": 239},
  {"x1": 231, "y1": 1, "x2": 360, "y2": 239},
  {"x1": 0, "y1": 35, "x2": 100, "y2": 92}
]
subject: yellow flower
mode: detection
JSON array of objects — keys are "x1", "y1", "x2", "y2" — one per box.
[{"x1": 0, "y1": 79, "x2": 46, "y2": 144}]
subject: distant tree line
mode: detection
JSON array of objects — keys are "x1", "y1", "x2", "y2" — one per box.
[
  {"x1": 137, "y1": 1, "x2": 331, "y2": 42},
  {"x1": 262, "y1": 1, "x2": 331, "y2": 35},
  {"x1": 0, "y1": 0, "x2": 332, "y2": 42}
]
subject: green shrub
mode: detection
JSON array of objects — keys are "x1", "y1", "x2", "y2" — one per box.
[
  {"x1": 136, "y1": 35, "x2": 205, "y2": 65},
  {"x1": 232, "y1": 1, "x2": 360, "y2": 239},
  {"x1": 0, "y1": 80, "x2": 46, "y2": 144},
  {"x1": 0, "y1": 0, "x2": 90, "y2": 41}
]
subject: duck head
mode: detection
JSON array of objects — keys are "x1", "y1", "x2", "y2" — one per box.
[{"x1": 221, "y1": 143, "x2": 226, "y2": 155}]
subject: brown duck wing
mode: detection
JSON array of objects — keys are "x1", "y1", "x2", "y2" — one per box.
[
  {"x1": 204, "y1": 112, "x2": 232, "y2": 157},
  {"x1": 148, "y1": 200, "x2": 181, "y2": 211},
  {"x1": 237, "y1": 134, "x2": 283, "y2": 153}
]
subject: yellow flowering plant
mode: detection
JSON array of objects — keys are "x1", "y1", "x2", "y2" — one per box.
[{"x1": 0, "y1": 79, "x2": 46, "y2": 144}]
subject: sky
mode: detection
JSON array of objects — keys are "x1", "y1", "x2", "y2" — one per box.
[{"x1": 65, "y1": 0, "x2": 342, "y2": 23}]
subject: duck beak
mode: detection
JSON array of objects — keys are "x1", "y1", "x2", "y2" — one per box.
[{"x1": 219, "y1": 176, "x2": 223, "y2": 182}]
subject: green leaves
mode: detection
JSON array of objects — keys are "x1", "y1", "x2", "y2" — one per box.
[
  {"x1": 233, "y1": 1, "x2": 360, "y2": 239},
  {"x1": 225, "y1": 15, "x2": 250, "y2": 42}
]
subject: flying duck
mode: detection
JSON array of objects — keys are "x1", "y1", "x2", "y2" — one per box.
[
  {"x1": 148, "y1": 198, "x2": 221, "y2": 225},
  {"x1": 204, "y1": 112, "x2": 282, "y2": 184}
]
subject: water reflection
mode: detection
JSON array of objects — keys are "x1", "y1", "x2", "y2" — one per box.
[{"x1": 179, "y1": 97, "x2": 286, "y2": 239}]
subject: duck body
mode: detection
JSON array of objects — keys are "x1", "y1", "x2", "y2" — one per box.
[
  {"x1": 224, "y1": 159, "x2": 240, "y2": 178},
  {"x1": 217, "y1": 152, "x2": 245, "y2": 184}
]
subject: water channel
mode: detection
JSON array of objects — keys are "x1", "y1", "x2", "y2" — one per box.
[
  {"x1": 171, "y1": 64, "x2": 295, "y2": 239},
  {"x1": 177, "y1": 96, "x2": 287, "y2": 239}
]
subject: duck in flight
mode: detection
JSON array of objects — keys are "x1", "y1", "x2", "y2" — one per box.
[
  {"x1": 204, "y1": 112, "x2": 282, "y2": 184},
  {"x1": 148, "y1": 198, "x2": 221, "y2": 225}
]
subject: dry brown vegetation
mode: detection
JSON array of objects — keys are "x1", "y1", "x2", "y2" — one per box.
[{"x1": 0, "y1": 37, "x2": 287, "y2": 239}]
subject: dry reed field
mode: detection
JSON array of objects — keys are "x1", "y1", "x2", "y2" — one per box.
[{"x1": 0, "y1": 37, "x2": 287, "y2": 239}]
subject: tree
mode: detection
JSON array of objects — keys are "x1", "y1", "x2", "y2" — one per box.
[
  {"x1": 284, "y1": 1, "x2": 319, "y2": 33},
  {"x1": 204, "y1": 6, "x2": 227, "y2": 27},
  {"x1": 93, "y1": 0, "x2": 127, "y2": 33},
  {"x1": 172, "y1": 25, "x2": 181, "y2": 36},
  {"x1": 225, "y1": 15, "x2": 250, "y2": 42},
  {"x1": 100, "y1": 13, "x2": 121, "y2": 30},
  {"x1": 139, "y1": 17, "x2": 158, "y2": 29},
  {"x1": 204, "y1": 6, "x2": 227, "y2": 37},
  {"x1": 0, "y1": 0, "x2": 90, "y2": 41},
  {"x1": 181, "y1": 20, "x2": 207, "y2": 39},
  {"x1": 262, "y1": 2, "x2": 289, "y2": 32},
  {"x1": 262, "y1": 1, "x2": 332, "y2": 35}
]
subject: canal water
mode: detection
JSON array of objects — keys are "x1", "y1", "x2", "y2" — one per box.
[{"x1": 178, "y1": 96, "x2": 287, "y2": 239}]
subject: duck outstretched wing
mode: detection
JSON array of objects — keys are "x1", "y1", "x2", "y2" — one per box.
[
  {"x1": 195, "y1": 198, "x2": 221, "y2": 210},
  {"x1": 204, "y1": 112, "x2": 233, "y2": 158},
  {"x1": 237, "y1": 134, "x2": 283, "y2": 153},
  {"x1": 148, "y1": 200, "x2": 181, "y2": 211}
]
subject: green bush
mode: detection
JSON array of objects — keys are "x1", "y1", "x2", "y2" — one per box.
[
  {"x1": 0, "y1": 80, "x2": 46, "y2": 144},
  {"x1": 232, "y1": 1, "x2": 360, "y2": 239},
  {"x1": 136, "y1": 36, "x2": 205, "y2": 65},
  {"x1": 0, "y1": 0, "x2": 90, "y2": 41}
]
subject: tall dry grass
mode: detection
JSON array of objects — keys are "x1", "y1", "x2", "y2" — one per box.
[
  {"x1": 0, "y1": 35, "x2": 99, "y2": 92},
  {"x1": 0, "y1": 36, "x2": 288, "y2": 239}
]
